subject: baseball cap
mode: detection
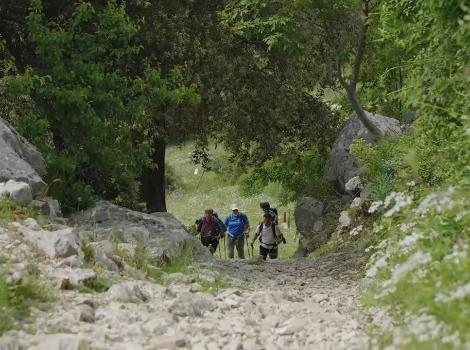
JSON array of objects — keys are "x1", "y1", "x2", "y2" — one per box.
[{"x1": 231, "y1": 204, "x2": 239, "y2": 211}]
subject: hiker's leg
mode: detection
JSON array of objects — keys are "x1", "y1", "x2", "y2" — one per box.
[
  {"x1": 236, "y1": 236, "x2": 245, "y2": 259},
  {"x1": 269, "y1": 247, "x2": 278, "y2": 259},
  {"x1": 259, "y1": 245, "x2": 268, "y2": 261},
  {"x1": 210, "y1": 237, "x2": 219, "y2": 252},
  {"x1": 227, "y1": 236, "x2": 235, "y2": 259},
  {"x1": 200, "y1": 236, "x2": 210, "y2": 247}
]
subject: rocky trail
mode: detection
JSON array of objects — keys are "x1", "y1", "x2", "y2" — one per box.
[{"x1": 0, "y1": 219, "x2": 367, "y2": 350}]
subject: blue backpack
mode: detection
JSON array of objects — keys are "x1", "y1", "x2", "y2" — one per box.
[{"x1": 213, "y1": 212, "x2": 227, "y2": 233}]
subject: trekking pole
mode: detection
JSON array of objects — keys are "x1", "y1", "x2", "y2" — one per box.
[
  {"x1": 245, "y1": 235, "x2": 251, "y2": 257},
  {"x1": 223, "y1": 236, "x2": 226, "y2": 259}
]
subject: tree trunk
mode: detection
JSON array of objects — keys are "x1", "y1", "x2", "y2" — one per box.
[
  {"x1": 344, "y1": 84, "x2": 383, "y2": 138},
  {"x1": 141, "y1": 139, "x2": 167, "y2": 213}
]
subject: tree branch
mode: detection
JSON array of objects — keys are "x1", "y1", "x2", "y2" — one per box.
[{"x1": 351, "y1": 0, "x2": 369, "y2": 88}]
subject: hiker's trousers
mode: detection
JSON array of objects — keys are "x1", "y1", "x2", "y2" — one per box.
[
  {"x1": 201, "y1": 235, "x2": 219, "y2": 254},
  {"x1": 227, "y1": 235, "x2": 245, "y2": 259}
]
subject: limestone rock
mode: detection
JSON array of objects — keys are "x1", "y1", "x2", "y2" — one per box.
[
  {"x1": 0, "y1": 180, "x2": 32, "y2": 205},
  {"x1": 326, "y1": 111, "x2": 402, "y2": 192},
  {"x1": 13, "y1": 219, "x2": 79, "y2": 258},
  {"x1": 0, "y1": 118, "x2": 47, "y2": 196},
  {"x1": 29, "y1": 334, "x2": 89, "y2": 350},
  {"x1": 345, "y1": 176, "x2": 364, "y2": 196},
  {"x1": 169, "y1": 292, "x2": 217, "y2": 317},
  {"x1": 107, "y1": 281, "x2": 149, "y2": 303},
  {"x1": 58, "y1": 255, "x2": 82, "y2": 268},
  {"x1": 77, "y1": 304, "x2": 95, "y2": 323},
  {"x1": 71, "y1": 201, "x2": 191, "y2": 261},
  {"x1": 295, "y1": 197, "x2": 324, "y2": 233},
  {"x1": 150, "y1": 335, "x2": 187, "y2": 349},
  {"x1": 338, "y1": 211, "x2": 351, "y2": 229},
  {"x1": 50, "y1": 268, "x2": 97, "y2": 289}
]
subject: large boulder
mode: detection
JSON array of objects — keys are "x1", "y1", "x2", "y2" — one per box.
[
  {"x1": 326, "y1": 111, "x2": 402, "y2": 192},
  {"x1": 0, "y1": 118, "x2": 47, "y2": 196},
  {"x1": 294, "y1": 197, "x2": 326, "y2": 253},
  {"x1": 71, "y1": 201, "x2": 191, "y2": 261},
  {"x1": 0, "y1": 180, "x2": 33, "y2": 205}
]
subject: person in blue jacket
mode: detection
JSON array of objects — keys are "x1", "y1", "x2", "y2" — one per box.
[{"x1": 224, "y1": 204, "x2": 250, "y2": 259}]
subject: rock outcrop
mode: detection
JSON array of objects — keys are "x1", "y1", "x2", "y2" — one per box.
[
  {"x1": 326, "y1": 111, "x2": 402, "y2": 192},
  {"x1": 294, "y1": 197, "x2": 326, "y2": 253},
  {"x1": 71, "y1": 201, "x2": 191, "y2": 261},
  {"x1": 0, "y1": 180, "x2": 33, "y2": 205},
  {"x1": 12, "y1": 218, "x2": 79, "y2": 259},
  {"x1": 0, "y1": 118, "x2": 47, "y2": 196}
]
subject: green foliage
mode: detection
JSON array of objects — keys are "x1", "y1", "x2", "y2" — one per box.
[
  {"x1": 80, "y1": 244, "x2": 96, "y2": 266},
  {"x1": 3, "y1": 1, "x2": 196, "y2": 213},
  {"x1": 71, "y1": 275, "x2": 112, "y2": 294},
  {"x1": 0, "y1": 273, "x2": 52, "y2": 335},
  {"x1": 240, "y1": 145, "x2": 335, "y2": 201},
  {"x1": 363, "y1": 183, "x2": 470, "y2": 348},
  {"x1": 349, "y1": 137, "x2": 411, "y2": 201},
  {"x1": 165, "y1": 162, "x2": 184, "y2": 192},
  {"x1": 0, "y1": 198, "x2": 41, "y2": 225}
]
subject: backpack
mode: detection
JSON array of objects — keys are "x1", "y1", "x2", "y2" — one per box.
[
  {"x1": 269, "y1": 208, "x2": 279, "y2": 225},
  {"x1": 213, "y1": 212, "x2": 227, "y2": 233}
]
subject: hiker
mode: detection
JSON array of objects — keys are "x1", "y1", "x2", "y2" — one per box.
[
  {"x1": 251, "y1": 213, "x2": 283, "y2": 260},
  {"x1": 260, "y1": 201, "x2": 279, "y2": 224},
  {"x1": 224, "y1": 204, "x2": 250, "y2": 259},
  {"x1": 197, "y1": 209, "x2": 222, "y2": 254}
]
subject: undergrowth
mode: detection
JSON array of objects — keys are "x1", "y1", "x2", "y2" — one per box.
[{"x1": 0, "y1": 273, "x2": 52, "y2": 335}]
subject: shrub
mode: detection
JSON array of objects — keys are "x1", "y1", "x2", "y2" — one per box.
[{"x1": 239, "y1": 145, "x2": 335, "y2": 201}]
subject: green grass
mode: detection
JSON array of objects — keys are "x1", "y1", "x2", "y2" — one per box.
[
  {"x1": 70, "y1": 274, "x2": 113, "y2": 294},
  {"x1": 0, "y1": 274, "x2": 52, "y2": 335},
  {"x1": 0, "y1": 198, "x2": 42, "y2": 225},
  {"x1": 166, "y1": 142, "x2": 299, "y2": 259}
]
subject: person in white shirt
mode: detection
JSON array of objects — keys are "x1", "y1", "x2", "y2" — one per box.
[{"x1": 250, "y1": 213, "x2": 283, "y2": 260}]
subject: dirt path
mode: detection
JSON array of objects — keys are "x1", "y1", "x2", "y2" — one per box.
[{"x1": 0, "y1": 225, "x2": 367, "y2": 350}]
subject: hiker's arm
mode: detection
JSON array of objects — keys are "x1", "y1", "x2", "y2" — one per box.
[{"x1": 197, "y1": 219, "x2": 202, "y2": 233}]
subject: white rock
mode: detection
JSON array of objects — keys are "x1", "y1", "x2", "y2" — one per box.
[
  {"x1": 345, "y1": 176, "x2": 364, "y2": 195},
  {"x1": 58, "y1": 255, "x2": 82, "y2": 268},
  {"x1": 150, "y1": 335, "x2": 186, "y2": 349},
  {"x1": 13, "y1": 220, "x2": 79, "y2": 258},
  {"x1": 50, "y1": 268, "x2": 97, "y2": 289},
  {"x1": 169, "y1": 292, "x2": 217, "y2": 317},
  {"x1": 350, "y1": 197, "x2": 363, "y2": 209},
  {"x1": 338, "y1": 211, "x2": 351, "y2": 229},
  {"x1": 0, "y1": 180, "x2": 32, "y2": 205},
  {"x1": 108, "y1": 281, "x2": 149, "y2": 303},
  {"x1": 190, "y1": 283, "x2": 202, "y2": 293},
  {"x1": 29, "y1": 334, "x2": 89, "y2": 350},
  {"x1": 77, "y1": 304, "x2": 95, "y2": 323}
]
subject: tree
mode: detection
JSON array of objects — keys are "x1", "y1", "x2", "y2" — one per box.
[
  {"x1": 223, "y1": 0, "x2": 384, "y2": 138},
  {"x1": 1, "y1": 0, "x2": 197, "y2": 212}
]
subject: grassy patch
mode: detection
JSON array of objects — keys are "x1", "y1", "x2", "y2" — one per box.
[
  {"x1": 166, "y1": 142, "x2": 299, "y2": 259},
  {"x1": 199, "y1": 274, "x2": 232, "y2": 293},
  {"x1": 0, "y1": 274, "x2": 52, "y2": 335},
  {"x1": 70, "y1": 274, "x2": 113, "y2": 294},
  {"x1": 0, "y1": 198, "x2": 42, "y2": 225}
]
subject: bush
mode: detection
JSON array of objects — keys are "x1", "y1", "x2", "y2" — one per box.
[
  {"x1": 239, "y1": 145, "x2": 335, "y2": 201},
  {"x1": 363, "y1": 183, "x2": 470, "y2": 348}
]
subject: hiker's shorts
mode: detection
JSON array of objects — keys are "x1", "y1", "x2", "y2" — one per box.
[
  {"x1": 201, "y1": 235, "x2": 219, "y2": 254},
  {"x1": 260, "y1": 245, "x2": 278, "y2": 260}
]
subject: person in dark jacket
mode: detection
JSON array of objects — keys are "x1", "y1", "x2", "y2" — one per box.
[{"x1": 197, "y1": 209, "x2": 222, "y2": 254}]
